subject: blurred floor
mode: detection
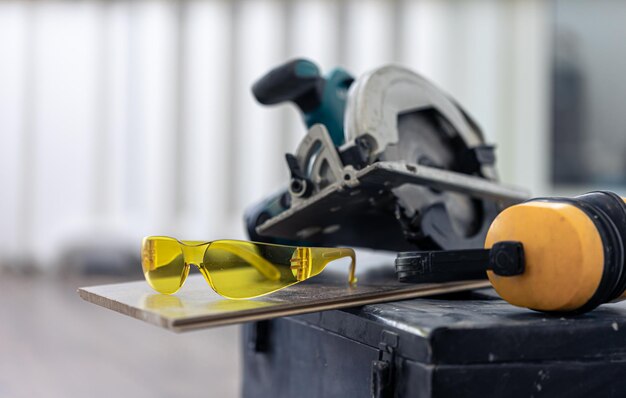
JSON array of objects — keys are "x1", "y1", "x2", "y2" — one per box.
[{"x1": 0, "y1": 273, "x2": 241, "y2": 398}]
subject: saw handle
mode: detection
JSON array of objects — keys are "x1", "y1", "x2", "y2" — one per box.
[
  {"x1": 252, "y1": 58, "x2": 324, "y2": 113},
  {"x1": 252, "y1": 59, "x2": 353, "y2": 147}
]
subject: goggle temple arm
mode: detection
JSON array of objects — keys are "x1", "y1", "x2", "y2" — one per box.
[{"x1": 320, "y1": 248, "x2": 357, "y2": 284}]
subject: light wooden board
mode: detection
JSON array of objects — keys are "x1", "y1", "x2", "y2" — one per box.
[{"x1": 79, "y1": 268, "x2": 489, "y2": 332}]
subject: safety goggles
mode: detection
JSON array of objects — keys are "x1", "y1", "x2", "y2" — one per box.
[{"x1": 141, "y1": 236, "x2": 356, "y2": 299}]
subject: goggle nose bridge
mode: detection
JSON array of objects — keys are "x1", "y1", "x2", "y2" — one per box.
[{"x1": 180, "y1": 242, "x2": 211, "y2": 268}]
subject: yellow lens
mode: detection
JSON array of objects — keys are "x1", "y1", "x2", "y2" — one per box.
[
  {"x1": 202, "y1": 240, "x2": 299, "y2": 299},
  {"x1": 141, "y1": 237, "x2": 188, "y2": 294}
]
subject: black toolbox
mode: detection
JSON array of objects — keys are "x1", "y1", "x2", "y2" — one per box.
[{"x1": 242, "y1": 289, "x2": 626, "y2": 397}]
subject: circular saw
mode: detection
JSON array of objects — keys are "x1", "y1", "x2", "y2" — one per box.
[{"x1": 245, "y1": 59, "x2": 528, "y2": 251}]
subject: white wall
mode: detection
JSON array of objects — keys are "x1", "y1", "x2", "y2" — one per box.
[{"x1": 0, "y1": 0, "x2": 551, "y2": 269}]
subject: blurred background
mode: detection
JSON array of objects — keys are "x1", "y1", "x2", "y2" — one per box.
[{"x1": 0, "y1": 0, "x2": 624, "y2": 397}]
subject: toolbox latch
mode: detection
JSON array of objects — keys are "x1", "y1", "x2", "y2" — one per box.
[
  {"x1": 248, "y1": 320, "x2": 271, "y2": 353},
  {"x1": 371, "y1": 330, "x2": 398, "y2": 398}
]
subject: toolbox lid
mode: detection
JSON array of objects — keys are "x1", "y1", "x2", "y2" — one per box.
[{"x1": 291, "y1": 289, "x2": 626, "y2": 365}]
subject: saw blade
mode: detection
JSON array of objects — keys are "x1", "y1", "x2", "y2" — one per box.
[{"x1": 381, "y1": 108, "x2": 483, "y2": 239}]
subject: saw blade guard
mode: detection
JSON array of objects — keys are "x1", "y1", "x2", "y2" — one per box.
[
  {"x1": 344, "y1": 66, "x2": 482, "y2": 160},
  {"x1": 345, "y1": 66, "x2": 501, "y2": 244}
]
